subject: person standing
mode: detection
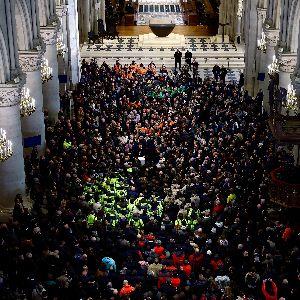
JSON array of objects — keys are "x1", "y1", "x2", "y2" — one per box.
[
  {"x1": 185, "y1": 50, "x2": 193, "y2": 69},
  {"x1": 220, "y1": 65, "x2": 228, "y2": 82},
  {"x1": 192, "y1": 58, "x2": 199, "y2": 80},
  {"x1": 174, "y1": 49, "x2": 182, "y2": 71},
  {"x1": 212, "y1": 64, "x2": 221, "y2": 81},
  {"x1": 239, "y1": 72, "x2": 244, "y2": 88}
]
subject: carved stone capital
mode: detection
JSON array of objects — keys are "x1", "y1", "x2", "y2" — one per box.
[
  {"x1": 257, "y1": 8, "x2": 267, "y2": 20},
  {"x1": 278, "y1": 52, "x2": 297, "y2": 73},
  {"x1": 56, "y1": 5, "x2": 68, "y2": 18},
  {"x1": 264, "y1": 28, "x2": 280, "y2": 47},
  {"x1": 19, "y1": 50, "x2": 43, "y2": 72},
  {"x1": 40, "y1": 26, "x2": 59, "y2": 45},
  {"x1": 0, "y1": 74, "x2": 25, "y2": 107}
]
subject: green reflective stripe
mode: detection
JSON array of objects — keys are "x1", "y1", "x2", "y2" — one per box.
[
  {"x1": 188, "y1": 220, "x2": 198, "y2": 230},
  {"x1": 127, "y1": 203, "x2": 134, "y2": 211},
  {"x1": 111, "y1": 219, "x2": 118, "y2": 227},
  {"x1": 131, "y1": 219, "x2": 144, "y2": 229},
  {"x1": 175, "y1": 219, "x2": 182, "y2": 226}
]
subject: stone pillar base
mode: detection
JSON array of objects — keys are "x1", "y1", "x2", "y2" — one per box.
[
  {"x1": 210, "y1": 35, "x2": 230, "y2": 43},
  {"x1": 138, "y1": 33, "x2": 185, "y2": 48}
]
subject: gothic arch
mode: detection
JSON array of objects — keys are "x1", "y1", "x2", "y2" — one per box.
[
  {"x1": 287, "y1": 0, "x2": 300, "y2": 52},
  {"x1": 15, "y1": 0, "x2": 33, "y2": 51},
  {"x1": 0, "y1": 27, "x2": 10, "y2": 83}
]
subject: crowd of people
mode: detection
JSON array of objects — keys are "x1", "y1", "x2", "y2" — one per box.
[{"x1": 1, "y1": 59, "x2": 300, "y2": 300}]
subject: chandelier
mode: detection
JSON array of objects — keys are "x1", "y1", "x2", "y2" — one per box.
[
  {"x1": 0, "y1": 128, "x2": 13, "y2": 162},
  {"x1": 41, "y1": 57, "x2": 53, "y2": 83},
  {"x1": 285, "y1": 84, "x2": 298, "y2": 113},
  {"x1": 268, "y1": 55, "x2": 279, "y2": 75},
  {"x1": 20, "y1": 87, "x2": 36, "y2": 117},
  {"x1": 57, "y1": 34, "x2": 66, "y2": 56},
  {"x1": 257, "y1": 31, "x2": 266, "y2": 53}
]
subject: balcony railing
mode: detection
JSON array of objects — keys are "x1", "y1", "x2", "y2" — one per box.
[
  {"x1": 269, "y1": 167, "x2": 300, "y2": 208},
  {"x1": 269, "y1": 111, "x2": 300, "y2": 144}
]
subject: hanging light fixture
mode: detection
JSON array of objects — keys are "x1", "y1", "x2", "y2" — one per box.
[
  {"x1": 57, "y1": 34, "x2": 66, "y2": 57},
  {"x1": 285, "y1": 84, "x2": 298, "y2": 113},
  {"x1": 268, "y1": 55, "x2": 279, "y2": 75},
  {"x1": 20, "y1": 87, "x2": 36, "y2": 117},
  {"x1": 0, "y1": 128, "x2": 13, "y2": 162},
  {"x1": 41, "y1": 57, "x2": 53, "y2": 83},
  {"x1": 257, "y1": 31, "x2": 267, "y2": 53}
]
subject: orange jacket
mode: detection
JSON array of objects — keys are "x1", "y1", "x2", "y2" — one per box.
[{"x1": 119, "y1": 284, "x2": 135, "y2": 298}]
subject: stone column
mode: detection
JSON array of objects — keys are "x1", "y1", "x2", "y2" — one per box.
[
  {"x1": 91, "y1": 0, "x2": 97, "y2": 33},
  {"x1": 0, "y1": 82, "x2": 26, "y2": 210},
  {"x1": 79, "y1": 0, "x2": 90, "y2": 43},
  {"x1": 264, "y1": 27, "x2": 280, "y2": 73},
  {"x1": 235, "y1": 0, "x2": 243, "y2": 43},
  {"x1": 236, "y1": 16, "x2": 242, "y2": 43},
  {"x1": 278, "y1": 52, "x2": 297, "y2": 90},
  {"x1": 244, "y1": 0, "x2": 259, "y2": 95},
  {"x1": 255, "y1": 7, "x2": 267, "y2": 93},
  {"x1": 262, "y1": 26, "x2": 279, "y2": 110},
  {"x1": 218, "y1": 0, "x2": 225, "y2": 34},
  {"x1": 19, "y1": 50, "x2": 46, "y2": 155},
  {"x1": 68, "y1": 0, "x2": 80, "y2": 85},
  {"x1": 56, "y1": 5, "x2": 69, "y2": 93},
  {"x1": 99, "y1": 0, "x2": 106, "y2": 30},
  {"x1": 40, "y1": 25, "x2": 60, "y2": 121}
]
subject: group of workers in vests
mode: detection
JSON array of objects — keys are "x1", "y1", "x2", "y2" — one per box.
[
  {"x1": 83, "y1": 172, "x2": 235, "y2": 235},
  {"x1": 84, "y1": 173, "x2": 164, "y2": 230}
]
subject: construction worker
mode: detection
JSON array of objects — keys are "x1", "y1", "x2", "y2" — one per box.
[
  {"x1": 130, "y1": 213, "x2": 144, "y2": 231},
  {"x1": 63, "y1": 139, "x2": 72, "y2": 150},
  {"x1": 87, "y1": 211, "x2": 97, "y2": 227}
]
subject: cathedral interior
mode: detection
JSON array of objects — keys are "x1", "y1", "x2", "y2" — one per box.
[{"x1": 0, "y1": 0, "x2": 300, "y2": 299}]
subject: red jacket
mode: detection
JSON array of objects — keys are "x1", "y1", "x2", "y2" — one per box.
[
  {"x1": 154, "y1": 246, "x2": 165, "y2": 256},
  {"x1": 189, "y1": 253, "x2": 203, "y2": 269},
  {"x1": 210, "y1": 259, "x2": 224, "y2": 271},
  {"x1": 171, "y1": 277, "x2": 181, "y2": 287},
  {"x1": 172, "y1": 253, "x2": 185, "y2": 266},
  {"x1": 282, "y1": 227, "x2": 292, "y2": 241},
  {"x1": 262, "y1": 280, "x2": 278, "y2": 300},
  {"x1": 181, "y1": 264, "x2": 192, "y2": 278},
  {"x1": 212, "y1": 203, "x2": 224, "y2": 215}
]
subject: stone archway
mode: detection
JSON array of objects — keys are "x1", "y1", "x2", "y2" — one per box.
[
  {"x1": 15, "y1": 0, "x2": 34, "y2": 51},
  {"x1": 0, "y1": 27, "x2": 10, "y2": 83}
]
